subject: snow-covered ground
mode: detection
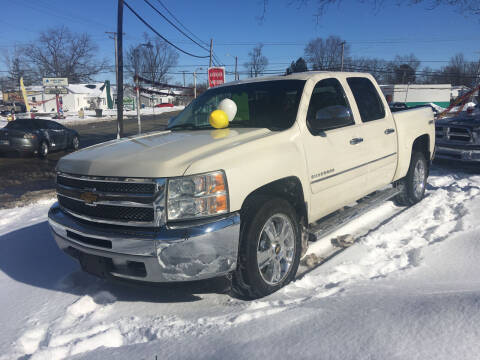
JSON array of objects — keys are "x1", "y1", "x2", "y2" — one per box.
[
  {"x1": 0, "y1": 106, "x2": 184, "y2": 128},
  {"x1": 1, "y1": 166, "x2": 480, "y2": 360}
]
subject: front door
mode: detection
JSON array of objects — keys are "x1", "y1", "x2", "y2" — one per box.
[{"x1": 301, "y1": 77, "x2": 370, "y2": 222}]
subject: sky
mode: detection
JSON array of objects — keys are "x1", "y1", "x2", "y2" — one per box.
[{"x1": 1, "y1": 0, "x2": 479, "y2": 86}]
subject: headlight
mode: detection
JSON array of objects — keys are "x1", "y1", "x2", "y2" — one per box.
[{"x1": 167, "y1": 171, "x2": 228, "y2": 220}]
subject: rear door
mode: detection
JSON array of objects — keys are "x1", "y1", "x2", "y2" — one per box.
[
  {"x1": 301, "y1": 77, "x2": 370, "y2": 221},
  {"x1": 346, "y1": 77, "x2": 398, "y2": 193}
]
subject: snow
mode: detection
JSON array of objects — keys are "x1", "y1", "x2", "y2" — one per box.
[
  {"x1": 1, "y1": 166, "x2": 480, "y2": 359},
  {"x1": 0, "y1": 106, "x2": 184, "y2": 128}
]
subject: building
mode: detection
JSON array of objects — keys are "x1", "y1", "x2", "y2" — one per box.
[{"x1": 380, "y1": 84, "x2": 451, "y2": 108}]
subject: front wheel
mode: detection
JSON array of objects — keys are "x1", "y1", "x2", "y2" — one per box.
[
  {"x1": 38, "y1": 141, "x2": 49, "y2": 158},
  {"x1": 71, "y1": 136, "x2": 79, "y2": 151},
  {"x1": 395, "y1": 151, "x2": 428, "y2": 206},
  {"x1": 231, "y1": 197, "x2": 301, "y2": 299}
]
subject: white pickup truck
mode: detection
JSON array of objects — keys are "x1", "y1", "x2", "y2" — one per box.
[{"x1": 48, "y1": 72, "x2": 435, "y2": 299}]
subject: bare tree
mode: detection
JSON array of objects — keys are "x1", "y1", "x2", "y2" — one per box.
[
  {"x1": 126, "y1": 33, "x2": 179, "y2": 84},
  {"x1": 244, "y1": 44, "x2": 269, "y2": 77},
  {"x1": 24, "y1": 26, "x2": 108, "y2": 83},
  {"x1": 284, "y1": 0, "x2": 479, "y2": 17},
  {"x1": 432, "y1": 53, "x2": 480, "y2": 87},
  {"x1": 2, "y1": 46, "x2": 32, "y2": 90},
  {"x1": 304, "y1": 36, "x2": 349, "y2": 71}
]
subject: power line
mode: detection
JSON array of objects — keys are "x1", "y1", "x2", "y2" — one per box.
[
  {"x1": 123, "y1": 1, "x2": 209, "y2": 59},
  {"x1": 143, "y1": 0, "x2": 210, "y2": 53},
  {"x1": 155, "y1": 0, "x2": 210, "y2": 48}
]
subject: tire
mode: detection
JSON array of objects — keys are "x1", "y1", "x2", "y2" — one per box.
[
  {"x1": 71, "y1": 136, "x2": 80, "y2": 151},
  {"x1": 38, "y1": 141, "x2": 49, "y2": 158},
  {"x1": 231, "y1": 197, "x2": 302, "y2": 299},
  {"x1": 395, "y1": 151, "x2": 428, "y2": 206}
]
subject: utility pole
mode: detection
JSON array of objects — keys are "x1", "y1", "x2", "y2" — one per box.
[
  {"x1": 116, "y1": 0, "x2": 124, "y2": 138},
  {"x1": 106, "y1": 31, "x2": 120, "y2": 137},
  {"x1": 193, "y1": 71, "x2": 197, "y2": 99},
  {"x1": 235, "y1": 56, "x2": 238, "y2": 80},
  {"x1": 135, "y1": 75, "x2": 141, "y2": 134},
  {"x1": 182, "y1": 71, "x2": 186, "y2": 87},
  {"x1": 340, "y1": 41, "x2": 346, "y2": 72},
  {"x1": 209, "y1": 39, "x2": 213, "y2": 68}
]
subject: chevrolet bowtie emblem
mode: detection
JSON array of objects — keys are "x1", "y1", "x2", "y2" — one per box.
[{"x1": 80, "y1": 192, "x2": 98, "y2": 205}]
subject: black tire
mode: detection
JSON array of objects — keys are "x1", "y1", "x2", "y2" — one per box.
[
  {"x1": 38, "y1": 141, "x2": 49, "y2": 158},
  {"x1": 395, "y1": 151, "x2": 428, "y2": 206},
  {"x1": 70, "y1": 135, "x2": 80, "y2": 151},
  {"x1": 231, "y1": 196, "x2": 302, "y2": 300}
]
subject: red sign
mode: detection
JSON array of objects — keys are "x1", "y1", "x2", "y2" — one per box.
[{"x1": 208, "y1": 67, "x2": 225, "y2": 88}]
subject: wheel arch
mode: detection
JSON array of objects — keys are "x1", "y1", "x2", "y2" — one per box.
[
  {"x1": 240, "y1": 176, "x2": 308, "y2": 226},
  {"x1": 394, "y1": 133, "x2": 431, "y2": 181}
]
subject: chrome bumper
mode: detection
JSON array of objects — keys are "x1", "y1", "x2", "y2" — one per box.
[
  {"x1": 435, "y1": 146, "x2": 480, "y2": 162},
  {"x1": 48, "y1": 202, "x2": 240, "y2": 282}
]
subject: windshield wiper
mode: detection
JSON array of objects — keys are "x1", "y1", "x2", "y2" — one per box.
[{"x1": 167, "y1": 124, "x2": 210, "y2": 131}]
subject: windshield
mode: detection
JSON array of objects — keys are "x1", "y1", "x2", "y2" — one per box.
[{"x1": 168, "y1": 80, "x2": 305, "y2": 131}]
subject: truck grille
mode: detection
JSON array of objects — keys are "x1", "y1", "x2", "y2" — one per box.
[
  {"x1": 56, "y1": 176, "x2": 155, "y2": 194},
  {"x1": 56, "y1": 173, "x2": 165, "y2": 227},
  {"x1": 435, "y1": 125, "x2": 472, "y2": 143}
]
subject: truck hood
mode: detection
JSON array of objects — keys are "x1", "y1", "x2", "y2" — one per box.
[
  {"x1": 57, "y1": 128, "x2": 272, "y2": 178},
  {"x1": 436, "y1": 115, "x2": 480, "y2": 129}
]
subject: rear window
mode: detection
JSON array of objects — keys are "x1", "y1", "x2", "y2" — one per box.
[{"x1": 347, "y1": 77, "x2": 385, "y2": 122}]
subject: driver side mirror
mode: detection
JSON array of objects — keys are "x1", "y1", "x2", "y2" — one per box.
[{"x1": 309, "y1": 105, "x2": 353, "y2": 134}]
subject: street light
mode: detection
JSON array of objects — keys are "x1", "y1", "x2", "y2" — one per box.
[{"x1": 134, "y1": 42, "x2": 153, "y2": 134}]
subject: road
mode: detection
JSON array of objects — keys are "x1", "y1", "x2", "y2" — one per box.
[{"x1": 0, "y1": 111, "x2": 180, "y2": 208}]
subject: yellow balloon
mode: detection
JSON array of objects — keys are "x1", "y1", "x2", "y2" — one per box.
[{"x1": 209, "y1": 109, "x2": 229, "y2": 129}]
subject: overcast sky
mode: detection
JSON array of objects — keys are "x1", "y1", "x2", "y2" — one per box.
[{"x1": 1, "y1": 0, "x2": 479, "y2": 85}]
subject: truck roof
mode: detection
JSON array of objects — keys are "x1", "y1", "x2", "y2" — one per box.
[{"x1": 217, "y1": 71, "x2": 372, "y2": 87}]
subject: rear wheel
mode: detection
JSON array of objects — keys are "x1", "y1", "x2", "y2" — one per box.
[
  {"x1": 231, "y1": 197, "x2": 301, "y2": 299},
  {"x1": 38, "y1": 141, "x2": 49, "y2": 158},
  {"x1": 71, "y1": 136, "x2": 79, "y2": 151},
  {"x1": 395, "y1": 151, "x2": 428, "y2": 206}
]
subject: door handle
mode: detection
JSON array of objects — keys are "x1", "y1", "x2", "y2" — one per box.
[
  {"x1": 350, "y1": 137, "x2": 363, "y2": 145},
  {"x1": 384, "y1": 128, "x2": 395, "y2": 134}
]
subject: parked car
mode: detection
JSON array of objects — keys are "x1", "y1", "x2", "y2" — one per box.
[
  {"x1": 435, "y1": 110, "x2": 480, "y2": 162},
  {"x1": 155, "y1": 103, "x2": 174, "y2": 108},
  {"x1": 48, "y1": 72, "x2": 434, "y2": 299},
  {"x1": 0, "y1": 118, "x2": 79, "y2": 158}
]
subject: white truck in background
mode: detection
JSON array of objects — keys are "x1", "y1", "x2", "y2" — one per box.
[{"x1": 48, "y1": 72, "x2": 435, "y2": 299}]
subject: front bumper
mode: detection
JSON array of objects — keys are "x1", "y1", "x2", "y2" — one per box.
[
  {"x1": 435, "y1": 145, "x2": 480, "y2": 162},
  {"x1": 48, "y1": 203, "x2": 240, "y2": 282}
]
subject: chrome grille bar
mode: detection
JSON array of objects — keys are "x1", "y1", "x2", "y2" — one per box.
[{"x1": 56, "y1": 172, "x2": 166, "y2": 227}]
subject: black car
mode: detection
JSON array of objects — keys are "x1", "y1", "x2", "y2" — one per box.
[{"x1": 0, "y1": 118, "x2": 79, "y2": 157}]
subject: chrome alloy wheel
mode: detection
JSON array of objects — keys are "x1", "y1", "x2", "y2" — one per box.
[
  {"x1": 257, "y1": 213, "x2": 296, "y2": 285},
  {"x1": 72, "y1": 136, "x2": 79, "y2": 150},
  {"x1": 413, "y1": 159, "x2": 426, "y2": 198},
  {"x1": 40, "y1": 142, "x2": 48, "y2": 157}
]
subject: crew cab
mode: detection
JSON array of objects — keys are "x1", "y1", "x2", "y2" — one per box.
[{"x1": 48, "y1": 72, "x2": 435, "y2": 299}]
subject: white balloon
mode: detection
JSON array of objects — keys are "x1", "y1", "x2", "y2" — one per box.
[{"x1": 218, "y1": 98, "x2": 237, "y2": 122}]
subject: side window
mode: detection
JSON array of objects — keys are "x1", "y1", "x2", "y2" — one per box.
[
  {"x1": 306, "y1": 78, "x2": 354, "y2": 133},
  {"x1": 347, "y1": 77, "x2": 385, "y2": 122},
  {"x1": 45, "y1": 121, "x2": 62, "y2": 130}
]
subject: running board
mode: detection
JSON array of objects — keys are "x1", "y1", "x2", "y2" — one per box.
[{"x1": 307, "y1": 186, "x2": 401, "y2": 242}]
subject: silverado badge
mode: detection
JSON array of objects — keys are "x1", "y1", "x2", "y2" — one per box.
[{"x1": 79, "y1": 192, "x2": 98, "y2": 205}]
